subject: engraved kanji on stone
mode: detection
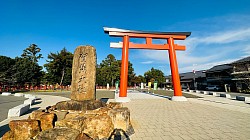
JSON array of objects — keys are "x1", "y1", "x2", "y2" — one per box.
[
  {"x1": 79, "y1": 63, "x2": 87, "y2": 73},
  {"x1": 78, "y1": 75, "x2": 87, "y2": 83},
  {"x1": 77, "y1": 85, "x2": 83, "y2": 93},
  {"x1": 79, "y1": 53, "x2": 88, "y2": 62}
]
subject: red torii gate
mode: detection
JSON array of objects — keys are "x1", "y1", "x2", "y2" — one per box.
[{"x1": 104, "y1": 27, "x2": 191, "y2": 102}]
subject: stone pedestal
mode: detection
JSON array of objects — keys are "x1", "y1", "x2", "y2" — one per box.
[{"x1": 171, "y1": 96, "x2": 187, "y2": 101}]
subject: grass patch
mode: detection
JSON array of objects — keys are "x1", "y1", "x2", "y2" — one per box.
[{"x1": 138, "y1": 89, "x2": 201, "y2": 98}]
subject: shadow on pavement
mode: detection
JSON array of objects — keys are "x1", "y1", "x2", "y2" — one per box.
[
  {"x1": 22, "y1": 107, "x2": 40, "y2": 116},
  {"x1": 0, "y1": 124, "x2": 10, "y2": 137},
  {"x1": 100, "y1": 98, "x2": 110, "y2": 103}
]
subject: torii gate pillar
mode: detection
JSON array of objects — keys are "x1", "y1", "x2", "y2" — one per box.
[
  {"x1": 119, "y1": 35, "x2": 130, "y2": 98},
  {"x1": 104, "y1": 27, "x2": 191, "y2": 102}
]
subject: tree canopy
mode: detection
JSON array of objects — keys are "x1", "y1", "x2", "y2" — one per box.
[
  {"x1": 96, "y1": 54, "x2": 135, "y2": 87},
  {"x1": 0, "y1": 55, "x2": 15, "y2": 84},
  {"x1": 21, "y1": 44, "x2": 43, "y2": 63},
  {"x1": 0, "y1": 56, "x2": 43, "y2": 87},
  {"x1": 44, "y1": 48, "x2": 73, "y2": 86},
  {"x1": 11, "y1": 57, "x2": 43, "y2": 86},
  {"x1": 144, "y1": 67, "x2": 165, "y2": 86}
]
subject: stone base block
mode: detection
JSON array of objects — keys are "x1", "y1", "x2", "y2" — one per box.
[
  {"x1": 108, "y1": 107, "x2": 130, "y2": 131},
  {"x1": 115, "y1": 97, "x2": 131, "y2": 103},
  {"x1": 226, "y1": 94, "x2": 236, "y2": 99},
  {"x1": 171, "y1": 96, "x2": 188, "y2": 101},
  {"x1": 212, "y1": 92, "x2": 219, "y2": 97},
  {"x1": 24, "y1": 98, "x2": 36, "y2": 106},
  {"x1": 83, "y1": 114, "x2": 114, "y2": 139},
  {"x1": 36, "y1": 128, "x2": 80, "y2": 140},
  {"x1": 8, "y1": 119, "x2": 40, "y2": 139},
  {"x1": 14, "y1": 93, "x2": 24, "y2": 97},
  {"x1": 8, "y1": 104, "x2": 30, "y2": 117},
  {"x1": 2, "y1": 92, "x2": 11, "y2": 96},
  {"x1": 203, "y1": 91, "x2": 209, "y2": 95},
  {"x1": 55, "y1": 100, "x2": 106, "y2": 111},
  {"x1": 245, "y1": 97, "x2": 250, "y2": 104}
]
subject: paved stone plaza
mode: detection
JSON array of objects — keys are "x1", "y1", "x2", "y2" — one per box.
[
  {"x1": 1, "y1": 91, "x2": 250, "y2": 139},
  {"x1": 124, "y1": 91, "x2": 250, "y2": 140}
]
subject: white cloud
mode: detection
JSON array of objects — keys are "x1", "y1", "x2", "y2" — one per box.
[
  {"x1": 141, "y1": 61, "x2": 153, "y2": 64},
  {"x1": 196, "y1": 28, "x2": 250, "y2": 44}
]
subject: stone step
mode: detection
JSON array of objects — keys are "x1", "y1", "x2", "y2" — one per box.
[
  {"x1": 1, "y1": 92, "x2": 12, "y2": 96},
  {"x1": 8, "y1": 104, "x2": 30, "y2": 117},
  {"x1": 24, "y1": 98, "x2": 36, "y2": 106},
  {"x1": 14, "y1": 93, "x2": 24, "y2": 97},
  {"x1": 24, "y1": 94, "x2": 37, "y2": 99}
]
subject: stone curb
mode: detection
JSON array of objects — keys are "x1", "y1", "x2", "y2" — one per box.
[
  {"x1": 185, "y1": 90, "x2": 250, "y2": 104},
  {"x1": 1, "y1": 92, "x2": 12, "y2": 96},
  {"x1": 8, "y1": 104, "x2": 30, "y2": 118},
  {"x1": 14, "y1": 93, "x2": 24, "y2": 97},
  {"x1": 4, "y1": 93, "x2": 39, "y2": 119}
]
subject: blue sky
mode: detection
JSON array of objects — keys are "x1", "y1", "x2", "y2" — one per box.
[{"x1": 0, "y1": 0, "x2": 250, "y2": 75}]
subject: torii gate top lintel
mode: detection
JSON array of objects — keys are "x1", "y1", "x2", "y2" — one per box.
[
  {"x1": 104, "y1": 27, "x2": 191, "y2": 102},
  {"x1": 104, "y1": 27, "x2": 191, "y2": 40}
]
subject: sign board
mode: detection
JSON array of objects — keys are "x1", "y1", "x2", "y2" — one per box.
[
  {"x1": 115, "y1": 81, "x2": 119, "y2": 90},
  {"x1": 107, "y1": 83, "x2": 109, "y2": 90},
  {"x1": 154, "y1": 82, "x2": 158, "y2": 90},
  {"x1": 141, "y1": 82, "x2": 144, "y2": 89},
  {"x1": 148, "y1": 82, "x2": 151, "y2": 89}
]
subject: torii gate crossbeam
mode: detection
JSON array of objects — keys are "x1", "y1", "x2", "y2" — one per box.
[{"x1": 104, "y1": 27, "x2": 191, "y2": 102}]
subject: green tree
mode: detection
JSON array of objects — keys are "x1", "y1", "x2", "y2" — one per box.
[
  {"x1": 0, "y1": 56, "x2": 15, "y2": 85},
  {"x1": 98, "y1": 54, "x2": 120, "y2": 87},
  {"x1": 130, "y1": 75, "x2": 146, "y2": 86},
  {"x1": 11, "y1": 57, "x2": 43, "y2": 86},
  {"x1": 44, "y1": 48, "x2": 73, "y2": 86},
  {"x1": 21, "y1": 44, "x2": 43, "y2": 63},
  {"x1": 144, "y1": 67, "x2": 165, "y2": 87},
  {"x1": 96, "y1": 54, "x2": 135, "y2": 87}
]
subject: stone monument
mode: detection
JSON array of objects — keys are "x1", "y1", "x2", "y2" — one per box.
[{"x1": 71, "y1": 46, "x2": 96, "y2": 101}]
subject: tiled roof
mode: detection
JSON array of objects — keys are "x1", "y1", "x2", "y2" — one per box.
[
  {"x1": 231, "y1": 56, "x2": 250, "y2": 64},
  {"x1": 206, "y1": 64, "x2": 232, "y2": 73},
  {"x1": 180, "y1": 70, "x2": 206, "y2": 80}
]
